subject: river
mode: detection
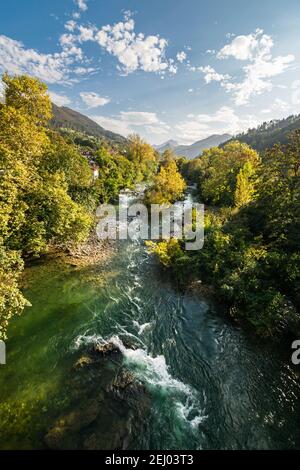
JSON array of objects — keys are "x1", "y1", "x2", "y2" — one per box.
[{"x1": 0, "y1": 191, "x2": 299, "y2": 450}]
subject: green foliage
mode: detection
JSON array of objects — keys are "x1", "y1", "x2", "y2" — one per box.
[
  {"x1": 2, "y1": 73, "x2": 52, "y2": 126},
  {"x1": 0, "y1": 74, "x2": 160, "y2": 338},
  {"x1": 234, "y1": 161, "x2": 256, "y2": 208},
  {"x1": 0, "y1": 74, "x2": 99, "y2": 337},
  {"x1": 146, "y1": 239, "x2": 184, "y2": 267},
  {"x1": 225, "y1": 114, "x2": 300, "y2": 152},
  {"x1": 94, "y1": 146, "x2": 136, "y2": 202},
  {"x1": 0, "y1": 242, "x2": 30, "y2": 340},
  {"x1": 151, "y1": 134, "x2": 300, "y2": 338},
  {"x1": 145, "y1": 159, "x2": 186, "y2": 205},
  {"x1": 198, "y1": 141, "x2": 260, "y2": 206},
  {"x1": 126, "y1": 134, "x2": 158, "y2": 182}
]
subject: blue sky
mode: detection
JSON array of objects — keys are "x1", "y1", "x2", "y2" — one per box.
[{"x1": 1, "y1": 0, "x2": 300, "y2": 144}]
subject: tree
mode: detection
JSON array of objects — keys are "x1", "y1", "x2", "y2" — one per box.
[
  {"x1": 145, "y1": 159, "x2": 186, "y2": 205},
  {"x1": 199, "y1": 142, "x2": 260, "y2": 206},
  {"x1": 0, "y1": 74, "x2": 96, "y2": 336},
  {"x1": 126, "y1": 134, "x2": 157, "y2": 182},
  {"x1": 95, "y1": 146, "x2": 135, "y2": 202},
  {"x1": 234, "y1": 161, "x2": 256, "y2": 208},
  {"x1": 0, "y1": 243, "x2": 30, "y2": 340},
  {"x1": 2, "y1": 73, "x2": 52, "y2": 126}
]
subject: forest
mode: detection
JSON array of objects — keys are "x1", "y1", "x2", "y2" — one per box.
[
  {"x1": 1, "y1": 73, "x2": 300, "y2": 342},
  {"x1": 0, "y1": 74, "x2": 160, "y2": 340},
  {"x1": 151, "y1": 139, "x2": 300, "y2": 337}
]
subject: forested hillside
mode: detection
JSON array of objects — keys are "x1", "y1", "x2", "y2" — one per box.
[
  {"x1": 51, "y1": 104, "x2": 127, "y2": 146},
  {"x1": 225, "y1": 115, "x2": 300, "y2": 152}
]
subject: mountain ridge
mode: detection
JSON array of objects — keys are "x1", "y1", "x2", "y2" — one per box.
[
  {"x1": 223, "y1": 114, "x2": 300, "y2": 152},
  {"x1": 51, "y1": 104, "x2": 127, "y2": 145},
  {"x1": 156, "y1": 133, "x2": 232, "y2": 159}
]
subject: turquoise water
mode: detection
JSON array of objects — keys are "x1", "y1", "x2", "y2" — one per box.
[{"x1": 0, "y1": 195, "x2": 300, "y2": 449}]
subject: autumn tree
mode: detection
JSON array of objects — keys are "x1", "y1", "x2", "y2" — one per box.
[
  {"x1": 198, "y1": 142, "x2": 260, "y2": 206},
  {"x1": 145, "y1": 159, "x2": 186, "y2": 205},
  {"x1": 0, "y1": 74, "x2": 95, "y2": 338},
  {"x1": 126, "y1": 134, "x2": 158, "y2": 182}
]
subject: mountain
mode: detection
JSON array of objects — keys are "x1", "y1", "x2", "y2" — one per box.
[
  {"x1": 154, "y1": 139, "x2": 179, "y2": 153},
  {"x1": 51, "y1": 104, "x2": 127, "y2": 145},
  {"x1": 224, "y1": 114, "x2": 300, "y2": 152},
  {"x1": 156, "y1": 134, "x2": 232, "y2": 159},
  {"x1": 175, "y1": 134, "x2": 232, "y2": 159}
]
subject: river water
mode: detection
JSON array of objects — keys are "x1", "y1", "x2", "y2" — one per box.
[{"x1": 0, "y1": 191, "x2": 299, "y2": 449}]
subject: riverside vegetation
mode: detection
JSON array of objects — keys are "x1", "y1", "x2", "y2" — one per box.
[
  {"x1": 149, "y1": 140, "x2": 300, "y2": 338},
  {"x1": 0, "y1": 74, "x2": 300, "y2": 451},
  {"x1": 0, "y1": 74, "x2": 159, "y2": 340},
  {"x1": 1, "y1": 73, "x2": 299, "y2": 342}
]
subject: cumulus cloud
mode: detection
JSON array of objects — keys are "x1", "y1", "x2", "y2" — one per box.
[
  {"x1": 175, "y1": 106, "x2": 260, "y2": 143},
  {"x1": 201, "y1": 29, "x2": 295, "y2": 105},
  {"x1": 80, "y1": 91, "x2": 110, "y2": 107},
  {"x1": 48, "y1": 91, "x2": 71, "y2": 107},
  {"x1": 66, "y1": 13, "x2": 176, "y2": 75},
  {"x1": 0, "y1": 34, "x2": 85, "y2": 84},
  {"x1": 198, "y1": 65, "x2": 231, "y2": 84},
  {"x1": 217, "y1": 29, "x2": 272, "y2": 61},
  {"x1": 227, "y1": 53, "x2": 295, "y2": 105},
  {"x1": 93, "y1": 19, "x2": 171, "y2": 74}
]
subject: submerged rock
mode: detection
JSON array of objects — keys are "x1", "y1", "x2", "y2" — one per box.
[
  {"x1": 45, "y1": 340, "x2": 151, "y2": 450},
  {"x1": 93, "y1": 341, "x2": 121, "y2": 357},
  {"x1": 72, "y1": 355, "x2": 95, "y2": 369},
  {"x1": 45, "y1": 397, "x2": 103, "y2": 450}
]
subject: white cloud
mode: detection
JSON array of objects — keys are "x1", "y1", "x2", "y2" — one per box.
[
  {"x1": 199, "y1": 65, "x2": 231, "y2": 84},
  {"x1": 48, "y1": 91, "x2": 71, "y2": 107},
  {"x1": 176, "y1": 51, "x2": 186, "y2": 63},
  {"x1": 225, "y1": 53, "x2": 295, "y2": 105},
  {"x1": 75, "y1": 0, "x2": 88, "y2": 12},
  {"x1": 0, "y1": 34, "x2": 85, "y2": 84},
  {"x1": 260, "y1": 98, "x2": 291, "y2": 116},
  {"x1": 91, "y1": 110, "x2": 169, "y2": 137},
  {"x1": 201, "y1": 29, "x2": 295, "y2": 105},
  {"x1": 65, "y1": 20, "x2": 77, "y2": 32},
  {"x1": 78, "y1": 25, "x2": 95, "y2": 42},
  {"x1": 175, "y1": 106, "x2": 260, "y2": 143},
  {"x1": 217, "y1": 29, "x2": 271, "y2": 61},
  {"x1": 92, "y1": 115, "x2": 129, "y2": 136},
  {"x1": 80, "y1": 91, "x2": 110, "y2": 108},
  {"x1": 77, "y1": 14, "x2": 175, "y2": 75},
  {"x1": 120, "y1": 111, "x2": 160, "y2": 125},
  {"x1": 59, "y1": 33, "x2": 77, "y2": 48},
  {"x1": 74, "y1": 66, "x2": 96, "y2": 75}
]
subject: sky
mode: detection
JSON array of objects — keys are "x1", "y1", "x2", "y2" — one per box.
[{"x1": 0, "y1": 0, "x2": 300, "y2": 145}]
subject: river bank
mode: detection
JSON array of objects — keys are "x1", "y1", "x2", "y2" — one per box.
[{"x1": 1, "y1": 189, "x2": 300, "y2": 450}]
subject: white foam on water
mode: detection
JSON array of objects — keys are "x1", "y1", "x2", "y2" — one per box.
[
  {"x1": 72, "y1": 333, "x2": 102, "y2": 350},
  {"x1": 176, "y1": 401, "x2": 207, "y2": 428},
  {"x1": 110, "y1": 336, "x2": 195, "y2": 398},
  {"x1": 133, "y1": 321, "x2": 153, "y2": 335},
  {"x1": 71, "y1": 332, "x2": 206, "y2": 431},
  {"x1": 109, "y1": 336, "x2": 206, "y2": 430}
]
